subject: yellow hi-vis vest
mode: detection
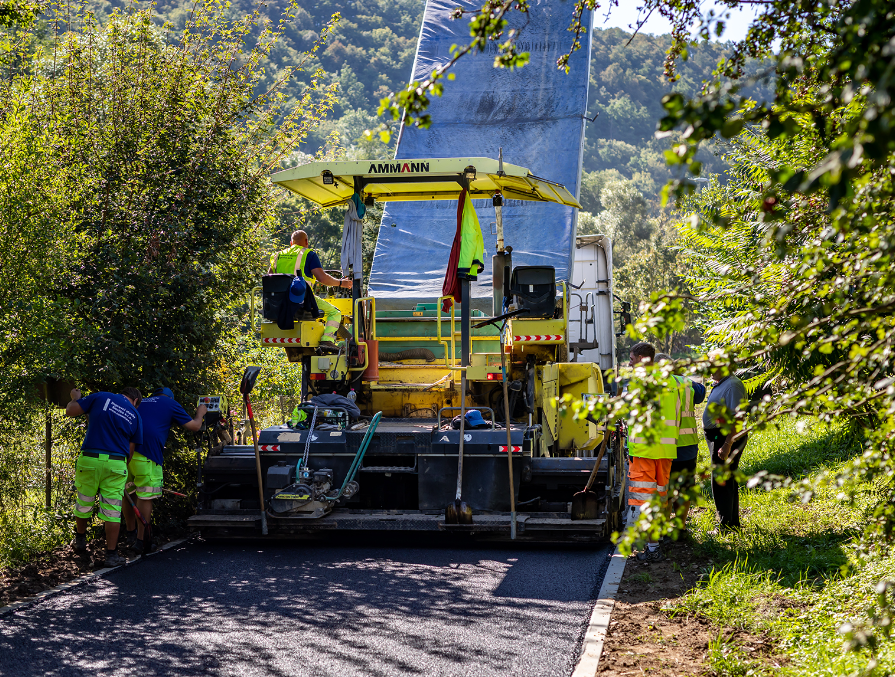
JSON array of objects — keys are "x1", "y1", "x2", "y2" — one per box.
[
  {"x1": 674, "y1": 375, "x2": 698, "y2": 447},
  {"x1": 270, "y1": 245, "x2": 317, "y2": 288},
  {"x1": 627, "y1": 376, "x2": 680, "y2": 459}
]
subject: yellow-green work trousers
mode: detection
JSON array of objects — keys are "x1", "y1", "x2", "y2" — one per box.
[{"x1": 317, "y1": 296, "x2": 341, "y2": 343}]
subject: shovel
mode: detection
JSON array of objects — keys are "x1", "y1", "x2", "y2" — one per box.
[
  {"x1": 240, "y1": 366, "x2": 266, "y2": 535},
  {"x1": 571, "y1": 423, "x2": 611, "y2": 521},
  {"x1": 445, "y1": 372, "x2": 473, "y2": 525}
]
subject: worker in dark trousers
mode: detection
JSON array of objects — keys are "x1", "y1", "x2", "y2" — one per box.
[
  {"x1": 66, "y1": 387, "x2": 143, "y2": 568},
  {"x1": 655, "y1": 353, "x2": 706, "y2": 533},
  {"x1": 122, "y1": 387, "x2": 206, "y2": 553},
  {"x1": 703, "y1": 368, "x2": 748, "y2": 531}
]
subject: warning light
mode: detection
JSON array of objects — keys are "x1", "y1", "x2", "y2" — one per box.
[
  {"x1": 309, "y1": 373, "x2": 326, "y2": 380},
  {"x1": 486, "y1": 373, "x2": 503, "y2": 381}
]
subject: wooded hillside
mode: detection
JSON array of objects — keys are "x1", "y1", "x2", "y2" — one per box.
[{"x1": 105, "y1": 0, "x2": 768, "y2": 198}]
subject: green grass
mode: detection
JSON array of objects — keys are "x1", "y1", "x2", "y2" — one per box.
[{"x1": 669, "y1": 416, "x2": 895, "y2": 676}]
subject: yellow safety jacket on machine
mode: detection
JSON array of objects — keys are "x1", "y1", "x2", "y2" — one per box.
[
  {"x1": 673, "y1": 375, "x2": 698, "y2": 447},
  {"x1": 270, "y1": 245, "x2": 317, "y2": 288},
  {"x1": 457, "y1": 192, "x2": 485, "y2": 280},
  {"x1": 627, "y1": 376, "x2": 680, "y2": 459}
]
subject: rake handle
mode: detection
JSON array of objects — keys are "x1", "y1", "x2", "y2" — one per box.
[{"x1": 584, "y1": 424, "x2": 611, "y2": 492}]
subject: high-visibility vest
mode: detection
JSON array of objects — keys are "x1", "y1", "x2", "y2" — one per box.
[
  {"x1": 674, "y1": 375, "x2": 698, "y2": 447},
  {"x1": 628, "y1": 376, "x2": 680, "y2": 460},
  {"x1": 270, "y1": 245, "x2": 317, "y2": 288}
]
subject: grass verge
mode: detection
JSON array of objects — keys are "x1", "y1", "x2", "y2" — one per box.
[{"x1": 669, "y1": 416, "x2": 894, "y2": 676}]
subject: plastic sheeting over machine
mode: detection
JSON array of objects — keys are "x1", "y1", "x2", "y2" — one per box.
[{"x1": 369, "y1": 0, "x2": 593, "y2": 304}]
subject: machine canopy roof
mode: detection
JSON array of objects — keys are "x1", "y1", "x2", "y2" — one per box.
[{"x1": 270, "y1": 157, "x2": 581, "y2": 209}]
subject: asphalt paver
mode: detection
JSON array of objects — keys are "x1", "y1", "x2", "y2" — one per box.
[{"x1": 0, "y1": 537, "x2": 611, "y2": 677}]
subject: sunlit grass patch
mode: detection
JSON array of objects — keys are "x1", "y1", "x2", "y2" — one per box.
[
  {"x1": 672, "y1": 559, "x2": 778, "y2": 631},
  {"x1": 670, "y1": 416, "x2": 894, "y2": 676}
]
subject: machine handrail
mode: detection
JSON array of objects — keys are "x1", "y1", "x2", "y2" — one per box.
[
  {"x1": 352, "y1": 296, "x2": 377, "y2": 343},
  {"x1": 436, "y1": 406, "x2": 496, "y2": 431},
  {"x1": 436, "y1": 296, "x2": 457, "y2": 368},
  {"x1": 350, "y1": 296, "x2": 377, "y2": 373}
]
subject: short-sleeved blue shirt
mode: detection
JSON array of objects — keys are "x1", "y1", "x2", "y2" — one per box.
[
  {"x1": 136, "y1": 396, "x2": 193, "y2": 466},
  {"x1": 303, "y1": 251, "x2": 322, "y2": 278},
  {"x1": 77, "y1": 392, "x2": 143, "y2": 458}
]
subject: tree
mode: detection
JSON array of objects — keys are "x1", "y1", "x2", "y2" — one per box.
[{"x1": 0, "y1": 1, "x2": 338, "y2": 407}]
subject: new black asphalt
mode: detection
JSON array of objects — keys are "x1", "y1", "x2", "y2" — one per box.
[{"x1": 0, "y1": 537, "x2": 611, "y2": 677}]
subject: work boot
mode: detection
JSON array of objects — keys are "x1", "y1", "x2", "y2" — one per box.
[
  {"x1": 104, "y1": 550, "x2": 126, "y2": 568},
  {"x1": 123, "y1": 528, "x2": 137, "y2": 548},
  {"x1": 317, "y1": 339, "x2": 340, "y2": 353},
  {"x1": 71, "y1": 533, "x2": 87, "y2": 553},
  {"x1": 635, "y1": 545, "x2": 664, "y2": 563}
]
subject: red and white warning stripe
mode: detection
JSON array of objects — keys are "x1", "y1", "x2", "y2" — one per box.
[
  {"x1": 512, "y1": 335, "x2": 564, "y2": 342},
  {"x1": 499, "y1": 445, "x2": 522, "y2": 453},
  {"x1": 259, "y1": 444, "x2": 281, "y2": 452},
  {"x1": 262, "y1": 337, "x2": 301, "y2": 344}
]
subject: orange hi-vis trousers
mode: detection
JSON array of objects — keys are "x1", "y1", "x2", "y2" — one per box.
[{"x1": 627, "y1": 456, "x2": 673, "y2": 506}]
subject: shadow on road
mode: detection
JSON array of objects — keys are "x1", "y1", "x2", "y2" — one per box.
[{"x1": 0, "y1": 537, "x2": 611, "y2": 677}]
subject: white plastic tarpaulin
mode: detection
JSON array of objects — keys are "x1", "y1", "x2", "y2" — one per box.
[
  {"x1": 369, "y1": 0, "x2": 592, "y2": 301},
  {"x1": 341, "y1": 199, "x2": 364, "y2": 280}
]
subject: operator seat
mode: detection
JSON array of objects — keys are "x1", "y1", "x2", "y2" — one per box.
[{"x1": 508, "y1": 266, "x2": 557, "y2": 318}]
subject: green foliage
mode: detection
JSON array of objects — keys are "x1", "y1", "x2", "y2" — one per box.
[
  {"x1": 585, "y1": 28, "x2": 771, "y2": 197},
  {"x1": 0, "y1": 0, "x2": 337, "y2": 566},
  {"x1": 0, "y1": 1, "x2": 336, "y2": 404},
  {"x1": 664, "y1": 417, "x2": 895, "y2": 676}
]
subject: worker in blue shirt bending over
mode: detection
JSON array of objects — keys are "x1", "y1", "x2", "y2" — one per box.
[
  {"x1": 122, "y1": 387, "x2": 206, "y2": 553},
  {"x1": 66, "y1": 387, "x2": 143, "y2": 568}
]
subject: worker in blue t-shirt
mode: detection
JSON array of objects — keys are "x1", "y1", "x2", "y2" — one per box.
[
  {"x1": 269, "y1": 230, "x2": 352, "y2": 349},
  {"x1": 66, "y1": 387, "x2": 143, "y2": 568},
  {"x1": 122, "y1": 387, "x2": 206, "y2": 553}
]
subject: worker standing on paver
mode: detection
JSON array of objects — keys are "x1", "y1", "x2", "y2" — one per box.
[
  {"x1": 121, "y1": 387, "x2": 207, "y2": 554},
  {"x1": 704, "y1": 367, "x2": 748, "y2": 531},
  {"x1": 627, "y1": 342, "x2": 679, "y2": 562},
  {"x1": 655, "y1": 353, "x2": 706, "y2": 534},
  {"x1": 66, "y1": 387, "x2": 143, "y2": 568},
  {"x1": 269, "y1": 230, "x2": 353, "y2": 350}
]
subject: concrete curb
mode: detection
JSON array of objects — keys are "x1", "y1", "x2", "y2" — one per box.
[
  {"x1": 571, "y1": 541, "x2": 630, "y2": 677},
  {"x1": 0, "y1": 535, "x2": 193, "y2": 618}
]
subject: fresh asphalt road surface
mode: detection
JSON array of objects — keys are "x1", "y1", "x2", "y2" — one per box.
[{"x1": 0, "y1": 537, "x2": 611, "y2": 677}]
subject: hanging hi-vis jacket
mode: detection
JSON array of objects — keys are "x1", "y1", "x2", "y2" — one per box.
[
  {"x1": 270, "y1": 245, "x2": 317, "y2": 288},
  {"x1": 627, "y1": 376, "x2": 680, "y2": 459},
  {"x1": 457, "y1": 191, "x2": 485, "y2": 281},
  {"x1": 673, "y1": 375, "x2": 698, "y2": 447},
  {"x1": 441, "y1": 189, "x2": 485, "y2": 311}
]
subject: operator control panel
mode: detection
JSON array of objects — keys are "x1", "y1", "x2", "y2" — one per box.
[{"x1": 197, "y1": 395, "x2": 227, "y2": 431}]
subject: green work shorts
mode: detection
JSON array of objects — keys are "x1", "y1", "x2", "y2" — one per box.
[
  {"x1": 127, "y1": 452, "x2": 163, "y2": 500},
  {"x1": 75, "y1": 452, "x2": 127, "y2": 523}
]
